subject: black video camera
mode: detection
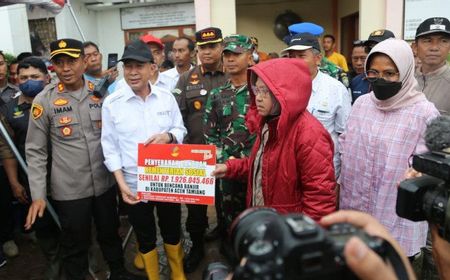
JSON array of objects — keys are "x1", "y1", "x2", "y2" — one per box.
[
  {"x1": 203, "y1": 208, "x2": 390, "y2": 280},
  {"x1": 396, "y1": 151, "x2": 450, "y2": 241}
]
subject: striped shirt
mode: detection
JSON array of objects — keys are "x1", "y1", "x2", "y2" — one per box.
[{"x1": 338, "y1": 94, "x2": 439, "y2": 256}]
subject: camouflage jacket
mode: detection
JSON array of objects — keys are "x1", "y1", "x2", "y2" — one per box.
[
  {"x1": 203, "y1": 81, "x2": 255, "y2": 163},
  {"x1": 320, "y1": 57, "x2": 349, "y2": 88}
]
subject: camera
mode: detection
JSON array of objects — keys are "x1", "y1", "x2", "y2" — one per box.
[
  {"x1": 203, "y1": 208, "x2": 388, "y2": 280},
  {"x1": 396, "y1": 150, "x2": 450, "y2": 241}
]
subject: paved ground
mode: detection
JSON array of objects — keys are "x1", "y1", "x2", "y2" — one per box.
[{"x1": 0, "y1": 205, "x2": 226, "y2": 280}]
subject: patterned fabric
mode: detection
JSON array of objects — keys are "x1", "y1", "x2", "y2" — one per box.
[
  {"x1": 203, "y1": 80, "x2": 255, "y2": 163},
  {"x1": 203, "y1": 80, "x2": 255, "y2": 226},
  {"x1": 339, "y1": 94, "x2": 439, "y2": 256},
  {"x1": 320, "y1": 57, "x2": 349, "y2": 88}
]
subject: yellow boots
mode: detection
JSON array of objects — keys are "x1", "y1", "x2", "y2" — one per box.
[
  {"x1": 140, "y1": 249, "x2": 160, "y2": 280},
  {"x1": 164, "y1": 242, "x2": 187, "y2": 280},
  {"x1": 138, "y1": 243, "x2": 186, "y2": 280},
  {"x1": 134, "y1": 250, "x2": 145, "y2": 270}
]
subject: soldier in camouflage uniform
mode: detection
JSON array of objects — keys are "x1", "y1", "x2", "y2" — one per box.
[
  {"x1": 203, "y1": 35, "x2": 255, "y2": 245},
  {"x1": 320, "y1": 57, "x2": 349, "y2": 88}
]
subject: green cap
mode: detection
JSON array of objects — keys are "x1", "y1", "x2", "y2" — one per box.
[{"x1": 223, "y1": 34, "x2": 253, "y2": 53}]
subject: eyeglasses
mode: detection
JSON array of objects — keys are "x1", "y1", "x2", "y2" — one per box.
[
  {"x1": 251, "y1": 85, "x2": 271, "y2": 98},
  {"x1": 365, "y1": 69, "x2": 399, "y2": 82}
]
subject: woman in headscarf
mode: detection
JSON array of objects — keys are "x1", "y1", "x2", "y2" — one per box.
[
  {"x1": 338, "y1": 38, "x2": 440, "y2": 259},
  {"x1": 213, "y1": 58, "x2": 336, "y2": 221}
]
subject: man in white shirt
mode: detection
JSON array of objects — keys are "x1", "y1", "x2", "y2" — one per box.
[
  {"x1": 282, "y1": 33, "x2": 351, "y2": 178},
  {"x1": 161, "y1": 37, "x2": 196, "y2": 92},
  {"x1": 101, "y1": 40, "x2": 187, "y2": 280}
]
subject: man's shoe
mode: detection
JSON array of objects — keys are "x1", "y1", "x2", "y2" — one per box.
[
  {"x1": 183, "y1": 245, "x2": 204, "y2": 273},
  {"x1": 204, "y1": 225, "x2": 222, "y2": 242},
  {"x1": 2, "y1": 240, "x2": 18, "y2": 258}
]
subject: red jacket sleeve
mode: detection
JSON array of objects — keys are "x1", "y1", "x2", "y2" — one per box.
[
  {"x1": 225, "y1": 157, "x2": 250, "y2": 182},
  {"x1": 297, "y1": 123, "x2": 337, "y2": 221}
]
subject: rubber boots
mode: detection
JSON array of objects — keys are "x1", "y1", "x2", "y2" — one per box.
[
  {"x1": 164, "y1": 242, "x2": 187, "y2": 280},
  {"x1": 140, "y1": 249, "x2": 160, "y2": 280},
  {"x1": 134, "y1": 250, "x2": 145, "y2": 270}
]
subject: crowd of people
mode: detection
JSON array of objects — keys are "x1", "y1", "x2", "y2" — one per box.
[{"x1": 0, "y1": 16, "x2": 449, "y2": 280}]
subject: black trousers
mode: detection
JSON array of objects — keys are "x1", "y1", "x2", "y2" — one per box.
[
  {"x1": 54, "y1": 187, "x2": 123, "y2": 280},
  {"x1": 128, "y1": 201, "x2": 181, "y2": 253},
  {"x1": 0, "y1": 167, "x2": 14, "y2": 244}
]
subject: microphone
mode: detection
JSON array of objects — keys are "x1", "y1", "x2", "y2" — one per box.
[{"x1": 424, "y1": 115, "x2": 450, "y2": 153}]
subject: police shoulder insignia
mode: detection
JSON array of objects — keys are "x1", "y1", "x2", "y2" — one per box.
[
  {"x1": 57, "y1": 83, "x2": 64, "y2": 93},
  {"x1": 88, "y1": 81, "x2": 95, "y2": 91},
  {"x1": 31, "y1": 103, "x2": 44, "y2": 120},
  {"x1": 53, "y1": 98, "x2": 69, "y2": 106}
]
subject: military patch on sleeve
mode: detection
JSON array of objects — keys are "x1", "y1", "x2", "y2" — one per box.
[
  {"x1": 31, "y1": 103, "x2": 44, "y2": 120},
  {"x1": 172, "y1": 88, "x2": 182, "y2": 95}
]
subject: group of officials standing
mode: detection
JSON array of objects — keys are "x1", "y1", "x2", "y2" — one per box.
[{"x1": 0, "y1": 16, "x2": 449, "y2": 280}]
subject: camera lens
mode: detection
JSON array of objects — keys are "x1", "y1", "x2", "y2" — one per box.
[{"x1": 230, "y1": 207, "x2": 279, "y2": 259}]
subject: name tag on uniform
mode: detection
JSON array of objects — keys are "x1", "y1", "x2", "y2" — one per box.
[{"x1": 186, "y1": 84, "x2": 203, "y2": 91}]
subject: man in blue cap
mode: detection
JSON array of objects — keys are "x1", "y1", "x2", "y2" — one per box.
[{"x1": 287, "y1": 22, "x2": 349, "y2": 87}]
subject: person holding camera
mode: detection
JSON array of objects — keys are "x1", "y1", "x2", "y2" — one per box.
[
  {"x1": 338, "y1": 38, "x2": 440, "y2": 260},
  {"x1": 213, "y1": 58, "x2": 336, "y2": 221}
]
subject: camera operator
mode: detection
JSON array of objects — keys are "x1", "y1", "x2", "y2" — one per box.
[{"x1": 320, "y1": 210, "x2": 416, "y2": 280}]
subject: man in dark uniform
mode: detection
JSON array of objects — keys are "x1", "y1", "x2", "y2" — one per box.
[
  {"x1": 24, "y1": 39, "x2": 138, "y2": 280},
  {"x1": 0, "y1": 50, "x2": 19, "y2": 262},
  {"x1": 173, "y1": 27, "x2": 228, "y2": 273},
  {"x1": 0, "y1": 56, "x2": 61, "y2": 278}
]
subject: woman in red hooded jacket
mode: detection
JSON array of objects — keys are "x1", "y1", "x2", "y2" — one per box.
[{"x1": 213, "y1": 58, "x2": 336, "y2": 221}]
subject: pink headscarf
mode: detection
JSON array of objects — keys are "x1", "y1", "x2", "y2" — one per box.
[{"x1": 365, "y1": 38, "x2": 426, "y2": 111}]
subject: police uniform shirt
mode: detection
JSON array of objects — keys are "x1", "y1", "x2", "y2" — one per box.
[
  {"x1": 173, "y1": 64, "x2": 228, "y2": 144},
  {"x1": 101, "y1": 82, "x2": 186, "y2": 193},
  {"x1": 1, "y1": 94, "x2": 31, "y2": 158},
  {"x1": 26, "y1": 80, "x2": 113, "y2": 201},
  {"x1": 0, "y1": 83, "x2": 19, "y2": 105}
]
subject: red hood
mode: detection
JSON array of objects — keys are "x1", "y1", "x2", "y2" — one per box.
[{"x1": 246, "y1": 58, "x2": 312, "y2": 134}]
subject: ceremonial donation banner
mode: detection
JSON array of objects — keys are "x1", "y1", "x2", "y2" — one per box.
[{"x1": 137, "y1": 144, "x2": 216, "y2": 205}]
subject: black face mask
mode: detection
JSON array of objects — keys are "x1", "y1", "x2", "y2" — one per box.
[{"x1": 369, "y1": 78, "x2": 402, "y2": 100}]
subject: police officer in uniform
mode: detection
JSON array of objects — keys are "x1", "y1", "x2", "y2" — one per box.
[
  {"x1": 203, "y1": 35, "x2": 256, "y2": 262},
  {"x1": 24, "y1": 39, "x2": 138, "y2": 280},
  {"x1": 173, "y1": 27, "x2": 229, "y2": 273}
]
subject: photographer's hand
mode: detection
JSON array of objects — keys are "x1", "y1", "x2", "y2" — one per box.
[
  {"x1": 430, "y1": 225, "x2": 450, "y2": 280},
  {"x1": 321, "y1": 210, "x2": 416, "y2": 280}
]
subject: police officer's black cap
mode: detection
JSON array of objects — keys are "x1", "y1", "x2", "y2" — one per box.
[
  {"x1": 364, "y1": 29, "x2": 395, "y2": 46},
  {"x1": 195, "y1": 27, "x2": 223, "y2": 46},
  {"x1": 120, "y1": 40, "x2": 154, "y2": 63},
  {"x1": 50, "y1": 38, "x2": 84, "y2": 60},
  {"x1": 415, "y1": 17, "x2": 450, "y2": 39}
]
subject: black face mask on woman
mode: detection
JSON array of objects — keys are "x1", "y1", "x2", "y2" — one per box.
[{"x1": 369, "y1": 78, "x2": 402, "y2": 100}]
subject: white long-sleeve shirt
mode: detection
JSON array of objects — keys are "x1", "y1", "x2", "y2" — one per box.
[
  {"x1": 101, "y1": 82, "x2": 186, "y2": 191},
  {"x1": 307, "y1": 70, "x2": 352, "y2": 178}
]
